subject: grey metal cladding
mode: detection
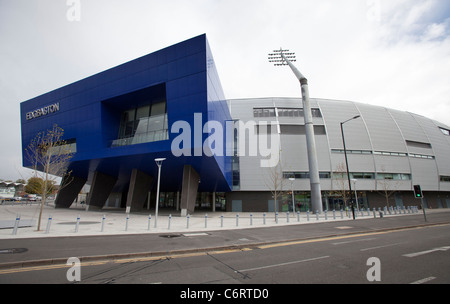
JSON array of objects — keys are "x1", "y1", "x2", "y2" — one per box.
[{"x1": 228, "y1": 97, "x2": 450, "y2": 192}]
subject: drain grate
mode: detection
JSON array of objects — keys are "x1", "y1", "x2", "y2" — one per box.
[
  {"x1": 159, "y1": 234, "x2": 181, "y2": 238},
  {"x1": 0, "y1": 248, "x2": 28, "y2": 254}
]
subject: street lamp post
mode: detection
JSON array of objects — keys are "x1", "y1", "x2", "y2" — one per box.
[
  {"x1": 289, "y1": 177, "x2": 296, "y2": 214},
  {"x1": 340, "y1": 115, "x2": 360, "y2": 220},
  {"x1": 351, "y1": 178, "x2": 360, "y2": 211},
  {"x1": 269, "y1": 49, "x2": 323, "y2": 214},
  {"x1": 154, "y1": 158, "x2": 166, "y2": 228}
]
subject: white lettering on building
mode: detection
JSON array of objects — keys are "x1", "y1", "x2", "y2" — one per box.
[{"x1": 26, "y1": 103, "x2": 60, "y2": 120}]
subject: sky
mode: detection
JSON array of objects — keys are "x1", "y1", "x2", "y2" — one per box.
[{"x1": 1, "y1": 0, "x2": 449, "y2": 181}]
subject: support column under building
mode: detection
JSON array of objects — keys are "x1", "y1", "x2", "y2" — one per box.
[
  {"x1": 180, "y1": 165, "x2": 200, "y2": 216},
  {"x1": 86, "y1": 171, "x2": 117, "y2": 211},
  {"x1": 126, "y1": 169, "x2": 153, "y2": 213},
  {"x1": 55, "y1": 175, "x2": 87, "y2": 208}
]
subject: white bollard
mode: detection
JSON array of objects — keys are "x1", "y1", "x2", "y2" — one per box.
[
  {"x1": 12, "y1": 214, "x2": 20, "y2": 235},
  {"x1": 45, "y1": 215, "x2": 53, "y2": 234},
  {"x1": 101, "y1": 214, "x2": 106, "y2": 232},
  {"x1": 168, "y1": 214, "x2": 172, "y2": 230},
  {"x1": 204, "y1": 214, "x2": 207, "y2": 228},
  {"x1": 148, "y1": 214, "x2": 151, "y2": 231},
  {"x1": 236, "y1": 214, "x2": 239, "y2": 227},
  {"x1": 125, "y1": 214, "x2": 129, "y2": 231},
  {"x1": 75, "y1": 214, "x2": 80, "y2": 233},
  {"x1": 297, "y1": 211, "x2": 300, "y2": 222},
  {"x1": 221, "y1": 214, "x2": 224, "y2": 227},
  {"x1": 263, "y1": 213, "x2": 266, "y2": 225},
  {"x1": 186, "y1": 214, "x2": 190, "y2": 229}
]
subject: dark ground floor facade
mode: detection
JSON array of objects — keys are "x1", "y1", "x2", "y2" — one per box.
[
  {"x1": 225, "y1": 191, "x2": 450, "y2": 213},
  {"x1": 93, "y1": 189, "x2": 450, "y2": 214}
]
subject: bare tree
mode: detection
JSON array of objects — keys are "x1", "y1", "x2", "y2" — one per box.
[
  {"x1": 331, "y1": 162, "x2": 350, "y2": 210},
  {"x1": 376, "y1": 167, "x2": 400, "y2": 208},
  {"x1": 262, "y1": 150, "x2": 287, "y2": 218},
  {"x1": 24, "y1": 124, "x2": 74, "y2": 231}
]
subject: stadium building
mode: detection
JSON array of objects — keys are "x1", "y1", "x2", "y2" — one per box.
[{"x1": 20, "y1": 34, "x2": 450, "y2": 214}]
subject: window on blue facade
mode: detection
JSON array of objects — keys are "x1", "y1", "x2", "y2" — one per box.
[{"x1": 113, "y1": 101, "x2": 168, "y2": 147}]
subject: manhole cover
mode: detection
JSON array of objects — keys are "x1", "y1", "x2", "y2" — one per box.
[
  {"x1": 159, "y1": 234, "x2": 181, "y2": 238},
  {"x1": 0, "y1": 248, "x2": 28, "y2": 254}
]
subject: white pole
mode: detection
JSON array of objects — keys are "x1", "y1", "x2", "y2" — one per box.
[
  {"x1": 155, "y1": 163, "x2": 162, "y2": 228},
  {"x1": 351, "y1": 179, "x2": 360, "y2": 210},
  {"x1": 154, "y1": 158, "x2": 166, "y2": 228}
]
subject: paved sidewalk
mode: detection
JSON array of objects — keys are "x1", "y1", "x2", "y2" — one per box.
[{"x1": 0, "y1": 202, "x2": 420, "y2": 239}]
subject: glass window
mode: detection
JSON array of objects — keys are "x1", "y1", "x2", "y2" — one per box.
[
  {"x1": 124, "y1": 109, "x2": 135, "y2": 122},
  {"x1": 136, "y1": 105, "x2": 150, "y2": 120},
  {"x1": 135, "y1": 118, "x2": 149, "y2": 135},
  {"x1": 254, "y1": 108, "x2": 276, "y2": 117},
  {"x1": 253, "y1": 109, "x2": 263, "y2": 117},
  {"x1": 148, "y1": 114, "x2": 165, "y2": 132},
  {"x1": 311, "y1": 109, "x2": 322, "y2": 118},
  {"x1": 151, "y1": 101, "x2": 166, "y2": 116},
  {"x1": 114, "y1": 100, "x2": 168, "y2": 147},
  {"x1": 439, "y1": 127, "x2": 450, "y2": 136}
]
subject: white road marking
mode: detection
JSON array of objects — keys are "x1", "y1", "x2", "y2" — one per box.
[
  {"x1": 238, "y1": 256, "x2": 330, "y2": 273},
  {"x1": 403, "y1": 246, "x2": 450, "y2": 258},
  {"x1": 360, "y1": 242, "x2": 406, "y2": 252},
  {"x1": 332, "y1": 238, "x2": 377, "y2": 245},
  {"x1": 410, "y1": 277, "x2": 436, "y2": 284}
]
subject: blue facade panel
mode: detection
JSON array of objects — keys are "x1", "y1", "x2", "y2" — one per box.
[{"x1": 20, "y1": 34, "x2": 232, "y2": 193}]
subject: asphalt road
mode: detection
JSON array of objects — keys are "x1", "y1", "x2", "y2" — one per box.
[{"x1": 1, "y1": 210, "x2": 449, "y2": 287}]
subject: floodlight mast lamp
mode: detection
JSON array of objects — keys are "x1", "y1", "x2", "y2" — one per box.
[{"x1": 269, "y1": 49, "x2": 323, "y2": 214}]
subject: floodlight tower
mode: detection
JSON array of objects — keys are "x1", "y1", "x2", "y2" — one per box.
[{"x1": 268, "y1": 49, "x2": 323, "y2": 214}]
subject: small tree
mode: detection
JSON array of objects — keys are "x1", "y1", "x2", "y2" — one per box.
[
  {"x1": 331, "y1": 162, "x2": 350, "y2": 210},
  {"x1": 376, "y1": 167, "x2": 400, "y2": 208},
  {"x1": 24, "y1": 124, "x2": 74, "y2": 231},
  {"x1": 262, "y1": 150, "x2": 287, "y2": 218}
]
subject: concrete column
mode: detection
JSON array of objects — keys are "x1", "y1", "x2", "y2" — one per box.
[
  {"x1": 180, "y1": 165, "x2": 200, "y2": 216},
  {"x1": 55, "y1": 175, "x2": 86, "y2": 208},
  {"x1": 126, "y1": 169, "x2": 153, "y2": 213},
  {"x1": 86, "y1": 171, "x2": 117, "y2": 211}
]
